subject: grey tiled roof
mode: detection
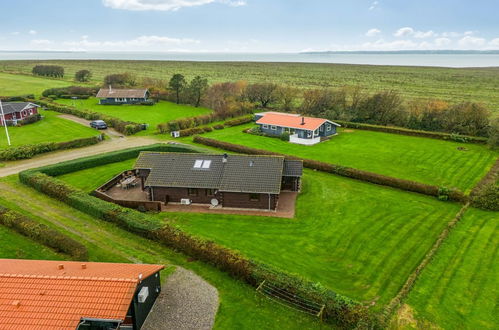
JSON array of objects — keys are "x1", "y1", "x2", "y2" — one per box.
[
  {"x1": 0, "y1": 102, "x2": 39, "y2": 115},
  {"x1": 283, "y1": 160, "x2": 303, "y2": 177},
  {"x1": 134, "y1": 152, "x2": 298, "y2": 194}
]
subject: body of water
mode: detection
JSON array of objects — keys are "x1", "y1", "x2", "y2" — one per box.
[{"x1": 0, "y1": 51, "x2": 498, "y2": 68}]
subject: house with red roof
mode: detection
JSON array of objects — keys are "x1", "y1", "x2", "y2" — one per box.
[
  {"x1": 0, "y1": 259, "x2": 164, "y2": 330},
  {"x1": 255, "y1": 112, "x2": 340, "y2": 145}
]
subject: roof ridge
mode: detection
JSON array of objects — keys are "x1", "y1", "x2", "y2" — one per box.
[
  {"x1": 139, "y1": 151, "x2": 284, "y2": 159},
  {"x1": 0, "y1": 273, "x2": 139, "y2": 283}
]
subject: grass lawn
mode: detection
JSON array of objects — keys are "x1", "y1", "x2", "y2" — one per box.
[
  {"x1": 190, "y1": 124, "x2": 499, "y2": 192},
  {"x1": 2, "y1": 61, "x2": 499, "y2": 112},
  {"x1": 404, "y1": 208, "x2": 498, "y2": 329},
  {"x1": 58, "y1": 159, "x2": 462, "y2": 309},
  {"x1": 0, "y1": 110, "x2": 99, "y2": 149},
  {"x1": 0, "y1": 72, "x2": 69, "y2": 96},
  {"x1": 0, "y1": 225, "x2": 64, "y2": 260},
  {"x1": 0, "y1": 175, "x2": 321, "y2": 329},
  {"x1": 55, "y1": 97, "x2": 212, "y2": 133}
]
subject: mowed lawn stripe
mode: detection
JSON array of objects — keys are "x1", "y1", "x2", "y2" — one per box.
[
  {"x1": 406, "y1": 208, "x2": 498, "y2": 329},
  {"x1": 0, "y1": 72, "x2": 70, "y2": 96},
  {"x1": 58, "y1": 160, "x2": 461, "y2": 308},
  {"x1": 194, "y1": 124, "x2": 498, "y2": 191}
]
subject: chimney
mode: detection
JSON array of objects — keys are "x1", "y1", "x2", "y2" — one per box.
[
  {"x1": 58, "y1": 264, "x2": 64, "y2": 270},
  {"x1": 12, "y1": 301, "x2": 21, "y2": 308},
  {"x1": 109, "y1": 85, "x2": 112, "y2": 93},
  {"x1": 249, "y1": 160, "x2": 254, "y2": 167},
  {"x1": 222, "y1": 153, "x2": 228, "y2": 163},
  {"x1": 301, "y1": 117, "x2": 305, "y2": 125},
  {"x1": 81, "y1": 264, "x2": 87, "y2": 269}
]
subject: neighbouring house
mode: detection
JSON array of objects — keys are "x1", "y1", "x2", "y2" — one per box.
[
  {"x1": 0, "y1": 259, "x2": 164, "y2": 330},
  {"x1": 96, "y1": 86, "x2": 150, "y2": 105},
  {"x1": 134, "y1": 152, "x2": 303, "y2": 211},
  {"x1": 255, "y1": 111, "x2": 341, "y2": 145},
  {"x1": 0, "y1": 102, "x2": 40, "y2": 126}
]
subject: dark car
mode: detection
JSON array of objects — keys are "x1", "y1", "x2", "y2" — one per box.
[{"x1": 90, "y1": 120, "x2": 108, "y2": 129}]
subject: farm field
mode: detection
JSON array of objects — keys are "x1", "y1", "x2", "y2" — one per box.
[
  {"x1": 0, "y1": 175, "x2": 320, "y2": 330},
  {"x1": 0, "y1": 110, "x2": 99, "y2": 149},
  {"x1": 404, "y1": 208, "x2": 499, "y2": 329},
  {"x1": 53, "y1": 97, "x2": 212, "y2": 132},
  {"x1": 191, "y1": 124, "x2": 499, "y2": 191},
  {"x1": 0, "y1": 72, "x2": 70, "y2": 96},
  {"x1": 1, "y1": 60, "x2": 499, "y2": 111},
  {"x1": 58, "y1": 158, "x2": 462, "y2": 308}
]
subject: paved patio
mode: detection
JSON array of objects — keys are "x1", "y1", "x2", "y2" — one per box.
[{"x1": 104, "y1": 182, "x2": 148, "y2": 201}]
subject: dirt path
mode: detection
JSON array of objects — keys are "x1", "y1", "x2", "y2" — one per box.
[
  {"x1": 0, "y1": 136, "x2": 160, "y2": 177},
  {"x1": 58, "y1": 114, "x2": 124, "y2": 138},
  {"x1": 142, "y1": 267, "x2": 219, "y2": 330}
]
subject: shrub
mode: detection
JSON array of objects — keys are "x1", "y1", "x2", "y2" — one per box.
[
  {"x1": 0, "y1": 205, "x2": 88, "y2": 260},
  {"x1": 0, "y1": 135, "x2": 102, "y2": 161},
  {"x1": 280, "y1": 132, "x2": 290, "y2": 141},
  {"x1": 18, "y1": 113, "x2": 42, "y2": 126},
  {"x1": 75, "y1": 69, "x2": 92, "y2": 82},
  {"x1": 42, "y1": 86, "x2": 96, "y2": 98},
  {"x1": 193, "y1": 136, "x2": 468, "y2": 203},
  {"x1": 32, "y1": 65, "x2": 64, "y2": 78},
  {"x1": 224, "y1": 115, "x2": 253, "y2": 127},
  {"x1": 213, "y1": 124, "x2": 225, "y2": 130}
]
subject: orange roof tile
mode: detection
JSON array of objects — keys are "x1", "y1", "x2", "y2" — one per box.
[
  {"x1": 256, "y1": 112, "x2": 339, "y2": 131},
  {"x1": 0, "y1": 259, "x2": 164, "y2": 330}
]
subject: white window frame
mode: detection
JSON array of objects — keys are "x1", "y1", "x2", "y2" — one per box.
[
  {"x1": 270, "y1": 125, "x2": 277, "y2": 130},
  {"x1": 326, "y1": 124, "x2": 332, "y2": 131},
  {"x1": 262, "y1": 124, "x2": 268, "y2": 129}
]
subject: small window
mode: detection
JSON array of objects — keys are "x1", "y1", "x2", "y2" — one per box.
[
  {"x1": 194, "y1": 160, "x2": 203, "y2": 168},
  {"x1": 307, "y1": 131, "x2": 312, "y2": 138},
  {"x1": 206, "y1": 189, "x2": 215, "y2": 196},
  {"x1": 262, "y1": 124, "x2": 268, "y2": 129},
  {"x1": 249, "y1": 193, "x2": 260, "y2": 201},
  {"x1": 270, "y1": 125, "x2": 277, "y2": 130},
  {"x1": 188, "y1": 188, "x2": 198, "y2": 196},
  {"x1": 202, "y1": 160, "x2": 212, "y2": 169},
  {"x1": 326, "y1": 124, "x2": 331, "y2": 131}
]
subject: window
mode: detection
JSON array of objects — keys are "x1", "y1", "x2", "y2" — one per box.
[
  {"x1": 326, "y1": 124, "x2": 331, "y2": 131},
  {"x1": 202, "y1": 160, "x2": 212, "y2": 169},
  {"x1": 270, "y1": 125, "x2": 277, "y2": 130},
  {"x1": 249, "y1": 193, "x2": 260, "y2": 201},
  {"x1": 188, "y1": 188, "x2": 198, "y2": 196},
  {"x1": 194, "y1": 160, "x2": 211, "y2": 169},
  {"x1": 262, "y1": 124, "x2": 268, "y2": 129},
  {"x1": 307, "y1": 131, "x2": 312, "y2": 138},
  {"x1": 194, "y1": 160, "x2": 203, "y2": 168},
  {"x1": 206, "y1": 189, "x2": 215, "y2": 196}
]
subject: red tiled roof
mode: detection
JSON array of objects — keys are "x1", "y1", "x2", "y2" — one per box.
[
  {"x1": 0, "y1": 259, "x2": 164, "y2": 330},
  {"x1": 256, "y1": 112, "x2": 339, "y2": 131}
]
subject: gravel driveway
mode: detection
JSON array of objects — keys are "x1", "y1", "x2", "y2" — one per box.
[{"x1": 142, "y1": 267, "x2": 219, "y2": 330}]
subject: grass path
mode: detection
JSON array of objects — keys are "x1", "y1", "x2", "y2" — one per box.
[
  {"x1": 0, "y1": 175, "x2": 322, "y2": 329},
  {"x1": 191, "y1": 124, "x2": 498, "y2": 191},
  {"x1": 404, "y1": 208, "x2": 499, "y2": 329}
]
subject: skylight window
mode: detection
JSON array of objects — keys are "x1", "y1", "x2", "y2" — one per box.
[
  {"x1": 202, "y1": 160, "x2": 212, "y2": 169},
  {"x1": 194, "y1": 159, "x2": 211, "y2": 169}
]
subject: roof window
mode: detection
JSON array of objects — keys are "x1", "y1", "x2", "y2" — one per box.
[{"x1": 194, "y1": 160, "x2": 212, "y2": 169}]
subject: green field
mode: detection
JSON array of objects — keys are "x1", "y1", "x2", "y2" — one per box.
[
  {"x1": 0, "y1": 72, "x2": 70, "y2": 96},
  {"x1": 0, "y1": 175, "x2": 320, "y2": 329},
  {"x1": 0, "y1": 110, "x2": 99, "y2": 149},
  {"x1": 405, "y1": 208, "x2": 498, "y2": 329},
  {"x1": 0, "y1": 224, "x2": 64, "y2": 260},
  {"x1": 2, "y1": 60, "x2": 499, "y2": 111},
  {"x1": 58, "y1": 158, "x2": 462, "y2": 308},
  {"x1": 55, "y1": 97, "x2": 212, "y2": 132},
  {"x1": 190, "y1": 124, "x2": 498, "y2": 191}
]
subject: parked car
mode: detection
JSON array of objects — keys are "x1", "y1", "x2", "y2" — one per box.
[{"x1": 90, "y1": 120, "x2": 108, "y2": 129}]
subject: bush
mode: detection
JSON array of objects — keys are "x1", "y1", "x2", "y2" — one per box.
[
  {"x1": 213, "y1": 124, "x2": 225, "y2": 130},
  {"x1": 42, "y1": 86, "x2": 96, "y2": 98},
  {"x1": 0, "y1": 205, "x2": 88, "y2": 260},
  {"x1": 32, "y1": 65, "x2": 64, "y2": 78},
  {"x1": 470, "y1": 158, "x2": 499, "y2": 211},
  {"x1": 0, "y1": 135, "x2": 102, "y2": 161},
  {"x1": 280, "y1": 132, "x2": 290, "y2": 141},
  {"x1": 0, "y1": 94, "x2": 35, "y2": 102},
  {"x1": 75, "y1": 69, "x2": 92, "y2": 82},
  {"x1": 193, "y1": 136, "x2": 468, "y2": 203},
  {"x1": 224, "y1": 115, "x2": 253, "y2": 127},
  {"x1": 18, "y1": 113, "x2": 42, "y2": 126}
]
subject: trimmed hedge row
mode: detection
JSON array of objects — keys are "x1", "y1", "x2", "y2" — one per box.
[
  {"x1": 158, "y1": 114, "x2": 253, "y2": 134},
  {"x1": 0, "y1": 135, "x2": 103, "y2": 161},
  {"x1": 335, "y1": 120, "x2": 488, "y2": 144},
  {"x1": 470, "y1": 158, "x2": 499, "y2": 211},
  {"x1": 382, "y1": 203, "x2": 470, "y2": 324},
  {"x1": 193, "y1": 136, "x2": 467, "y2": 202},
  {"x1": 0, "y1": 205, "x2": 88, "y2": 260},
  {"x1": 36, "y1": 99, "x2": 144, "y2": 136},
  {"x1": 223, "y1": 115, "x2": 253, "y2": 127},
  {"x1": 18, "y1": 144, "x2": 378, "y2": 328}
]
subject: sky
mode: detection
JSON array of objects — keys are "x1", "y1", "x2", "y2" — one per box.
[{"x1": 1, "y1": 0, "x2": 498, "y2": 52}]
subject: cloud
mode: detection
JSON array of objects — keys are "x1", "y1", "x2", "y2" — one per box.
[
  {"x1": 28, "y1": 30, "x2": 37, "y2": 35},
  {"x1": 413, "y1": 30, "x2": 434, "y2": 39},
  {"x1": 102, "y1": 0, "x2": 245, "y2": 11},
  {"x1": 368, "y1": 1, "x2": 379, "y2": 11},
  {"x1": 434, "y1": 37, "x2": 451, "y2": 47},
  {"x1": 365, "y1": 28, "x2": 381, "y2": 37},
  {"x1": 394, "y1": 27, "x2": 414, "y2": 37},
  {"x1": 489, "y1": 38, "x2": 499, "y2": 47},
  {"x1": 30, "y1": 39, "x2": 53, "y2": 45},
  {"x1": 62, "y1": 35, "x2": 200, "y2": 51},
  {"x1": 458, "y1": 35, "x2": 486, "y2": 48}
]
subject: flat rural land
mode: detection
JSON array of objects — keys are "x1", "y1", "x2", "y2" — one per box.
[{"x1": 0, "y1": 60, "x2": 497, "y2": 330}]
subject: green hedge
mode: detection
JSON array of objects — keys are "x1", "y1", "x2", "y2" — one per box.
[
  {"x1": 193, "y1": 136, "x2": 467, "y2": 203},
  {"x1": 36, "y1": 99, "x2": 144, "y2": 136},
  {"x1": 18, "y1": 143, "x2": 378, "y2": 328},
  {"x1": 0, "y1": 135, "x2": 103, "y2": 161},
  {"x1": 470, "y1": 158, "x2": 499, "y2": 211},
  {"x1": 0, "y1": 205, "x2": 88, "y2": 260},
  {"x1": 18, "y1": 113, "x2": 42, "y2": 126},
  {"x1": 335, "y1": 120, "x2": 488, "y2": 144},
  {"x1": 223, "y1": 115, "x2": 253, "y2": 127},
  {"x1": 158, "y1": 114, "x2": 253, "y2": 134}
]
